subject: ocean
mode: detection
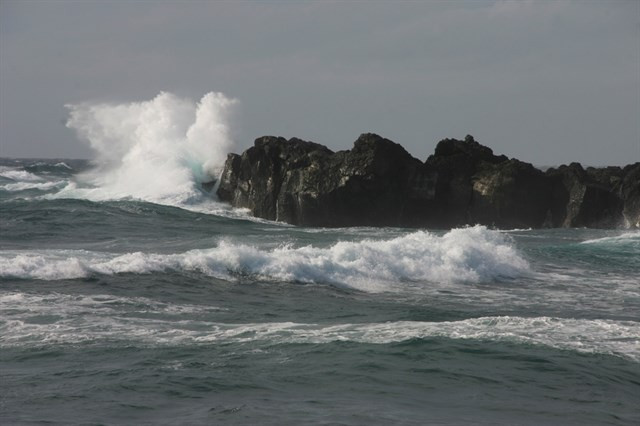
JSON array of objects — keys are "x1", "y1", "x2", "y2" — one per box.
[
  {"x1": 1, "y1": 94, "x2": 638, "y2": 425},
  {"x1": 1, "y1": 156, "x2": 639, "y2": 425}
]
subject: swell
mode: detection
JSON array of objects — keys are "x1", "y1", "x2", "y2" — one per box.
[
  {"x1": 530, "y1": 231, "x2": 640, "y2": 274},
  {"x1": 0, "y1": 160, "x2": 87, "y2": 200},
  {"x1": 0, "y1": 159, "x2": 87, "y2": 178},
  {"x1": 2, "y1": 291, "x2": 637, "y2": 361},
  {"x1": 0, "y1": 197, "x2": 273, "y2": 256},
  {"x1": 580, "y1": 232, "x2": 640, "y2": 247}
]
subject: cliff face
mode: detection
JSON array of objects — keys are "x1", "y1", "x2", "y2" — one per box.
[{"x1": 217, "y1": 134, "x2": 639, "y2": 229}]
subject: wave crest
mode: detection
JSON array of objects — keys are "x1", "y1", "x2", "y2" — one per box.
[
  {"x1": 0, "y1": 168, "x2": 44, "y2": 182},
  {"x1": 580, "y1": 232, "x2": 640, "y2": 246},
  {"x1": 0, "y1": 226, "x2": 529, "y2": 291}
]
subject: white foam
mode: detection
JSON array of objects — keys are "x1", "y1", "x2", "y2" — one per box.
[
  {"x1": 0, "y1": 226, "x2": 530, "y2": 291},
  {"x1": 580, "y1": 232, "x2": 640, "y2": 245},
  {"x1": 200, "y1": 316, "x2": 639, "y2": 361},
  {"x1": 0, "y1": 292, "x2": 224, "y2": 316},
  {"x1": 54, "y1": 162, "x2": 73, "y2": 170},
  {"x1": 0, "y1": 169, "x2": 43, "y2": 182},
  {"x1": 1, "y1": 292, "x2": 636, "y2": 361},
  {"x1": 58, "y1": 91, "x2": 237, "y2": 206},
  {"x1": 1, "y1": 180, "x2": 66, "y2": 192}
]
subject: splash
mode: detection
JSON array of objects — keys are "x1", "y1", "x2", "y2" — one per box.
[{"x1": 63, "y1": 92, "x2": 238, "y2": 205}]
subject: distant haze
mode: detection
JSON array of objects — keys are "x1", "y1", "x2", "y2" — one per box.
[{"x1": 1, "y1": 0, "x2": 638, "y2": 166}]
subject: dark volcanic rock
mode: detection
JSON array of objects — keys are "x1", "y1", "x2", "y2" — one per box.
[
  {"x1": 619, "y1": 163, "x2": 640, "y2": 228},
  {"x1": 217, "y1": 133, "x2": 639, "y2": 229},
  {"x1": 424, "y1": 135, "x2": 553, "y2": 228},
  {"x1": 546, "y1": 163, "x2": 625, "y2": 228},
  {"x1": 216, "y1": 136, "x2": 333, "y2": 222},
  {"x1": 424, "y1": 136, "x2": 499, "y2": 226},
  {"x1": 297, "y1": 133, "x2": 437, "y2": 227},
  {"x1": 217, "y1": 134, "x2": 436, "y2": 227},
  {"x1": 470, "y1": 159, "x2": 553, "y2": 229}
]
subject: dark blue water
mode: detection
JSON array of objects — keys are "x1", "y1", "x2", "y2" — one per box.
[{"x1": 1, "y1": 158, "x2": 639, "y2": 425}]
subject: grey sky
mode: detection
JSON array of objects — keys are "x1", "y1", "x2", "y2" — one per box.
[{"x1": 1, "y1": 0, "x2": 638, "y2": 166}]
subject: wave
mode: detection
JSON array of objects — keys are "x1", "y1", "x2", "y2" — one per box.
[
  {"x1": 0, "y1": 226, "x2": 530, "y2": 291},
  {"x1": 1, "y1": 291, "x2": 636, "y2": 361},
  {"x1": 55, "y1": 91, "x2": 237, "y2": 207},
  {"x1": 0, "y1": 292, "x2": 225, "y2": 316},
  {"x1": 53, "y1": 162, "x2": 72, "y2": 170},
  {"x1": 580, "y1": 232, "x2": 640, "y2": 245},
  {"x1": 0, "y1": 168, "x2": 44, "y2": 182},
  {"x1": 0, "y1": 161, "x2": 88, "y2": 196},
  {"x1": 22, "y1": 161, "x2": 82, "y2": 176},
  {"x1": 1, "y1": 180, "x2": 67, "y2": 192}
]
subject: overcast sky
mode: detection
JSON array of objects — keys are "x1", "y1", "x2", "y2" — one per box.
[{"x1": 1, "y1": 0, "x2": 638, "y2": 166}]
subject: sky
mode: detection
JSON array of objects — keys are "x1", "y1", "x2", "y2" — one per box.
[{"x1": 0, "y1": 0, "x2": 638, "y2": 166}]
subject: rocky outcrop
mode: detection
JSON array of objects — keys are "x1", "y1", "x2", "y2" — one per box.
[
  {"x1": 216, "y1": 134, "x2": 639, "y2": 229},
  {"x1": 423, "y1": 135, "x2": 553, "y2": 228},
  {"x1": 546, "y1": 163, "x2": 625, "y2": 228},
  {"x1": 619, "y1": 163, "x2": 640, "y2": 228},
  {"x1": 217, "y1": 134, "x2": 436, "y2": 227},
  {"x1": 470, "y1": 159, "x2": 554, "y2": 229}
]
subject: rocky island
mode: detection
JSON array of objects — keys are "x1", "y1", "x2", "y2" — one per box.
[{"x1": 216, "y1": 134, "x2": 640, "y2": 229}]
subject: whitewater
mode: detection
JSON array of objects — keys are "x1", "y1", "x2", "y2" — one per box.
[{"x1": 1, "y1": 92, "x2": 639, "y2": 425}]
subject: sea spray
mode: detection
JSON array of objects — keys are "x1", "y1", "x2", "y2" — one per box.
[{"x1": 63, "y1": 92, "x2": 238, "y2": 205}]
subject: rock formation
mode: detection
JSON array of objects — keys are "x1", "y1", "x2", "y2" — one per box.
[{"x1": 216, "y1": 134, "x2": 639, "y2": 229}]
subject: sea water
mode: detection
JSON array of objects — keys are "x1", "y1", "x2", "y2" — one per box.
[{"x1": 1, "y1": 93, "x2": 638, "y2": 425}]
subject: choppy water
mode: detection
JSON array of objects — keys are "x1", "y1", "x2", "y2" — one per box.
[{"x1": 1, "y1": 157, "x2": 639, "y2": 425}]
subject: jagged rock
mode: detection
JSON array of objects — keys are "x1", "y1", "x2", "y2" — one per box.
[
  {"x1": 431, "y1": 134, "x2": 507, "y2": 164},
  {"x1": 425, "y1": 135, "x2": 510, "y2": 227},
  {"x1": 470, "y1": 159, "x2": 552, "y2": 229},
  {"x1": 620, "y1": 163, "x2": 640, "y2": 228},
  {"x1": 216, "y1": 136, "x2": 333, "y2": 221},
  {"x1": 217, "y1": 133, "x2": 639, "y2": 229},
  {"x1": 217, "y1": 134, "x2": 436, "y2": 227},
  {"x1": 546, "y1": 163, "x2": 624, "y2": 228}
]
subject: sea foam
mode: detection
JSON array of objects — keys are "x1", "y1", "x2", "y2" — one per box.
[
  {"x1": 0, "y1": 168, "x2": 44, "y2": 182},
  {"x1": 1, "y1": 291, "x2": 637, "y2": 361},
  {"x1": 60, "y1": 92, "x2": 237, "y2": 206},
  {"x1": 0, "y1": 226, "x2": 529, "y2": 291},
  {"x1": 580, "y1": 232, "x2": 640, "y2": 246},
  {"x1": 1, "y1": 180, "x2": 66, "y2": 192}
]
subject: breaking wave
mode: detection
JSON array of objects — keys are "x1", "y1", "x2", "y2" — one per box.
[
  {"x1": 0, "y1": 168, "x2": 44, "y2": 182},
  {"x1": 0, "y1": 226, "x2": 529, "y2": 291},
  {"x1": 57, "y1": 91, "x2": 237, "y2": 207},
  {"x1": 1, "y1": 180, "x2": 67, "y2": 192},
  {"x1": 580, "y1": 232, "x2": 640, "y2": 246}
]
